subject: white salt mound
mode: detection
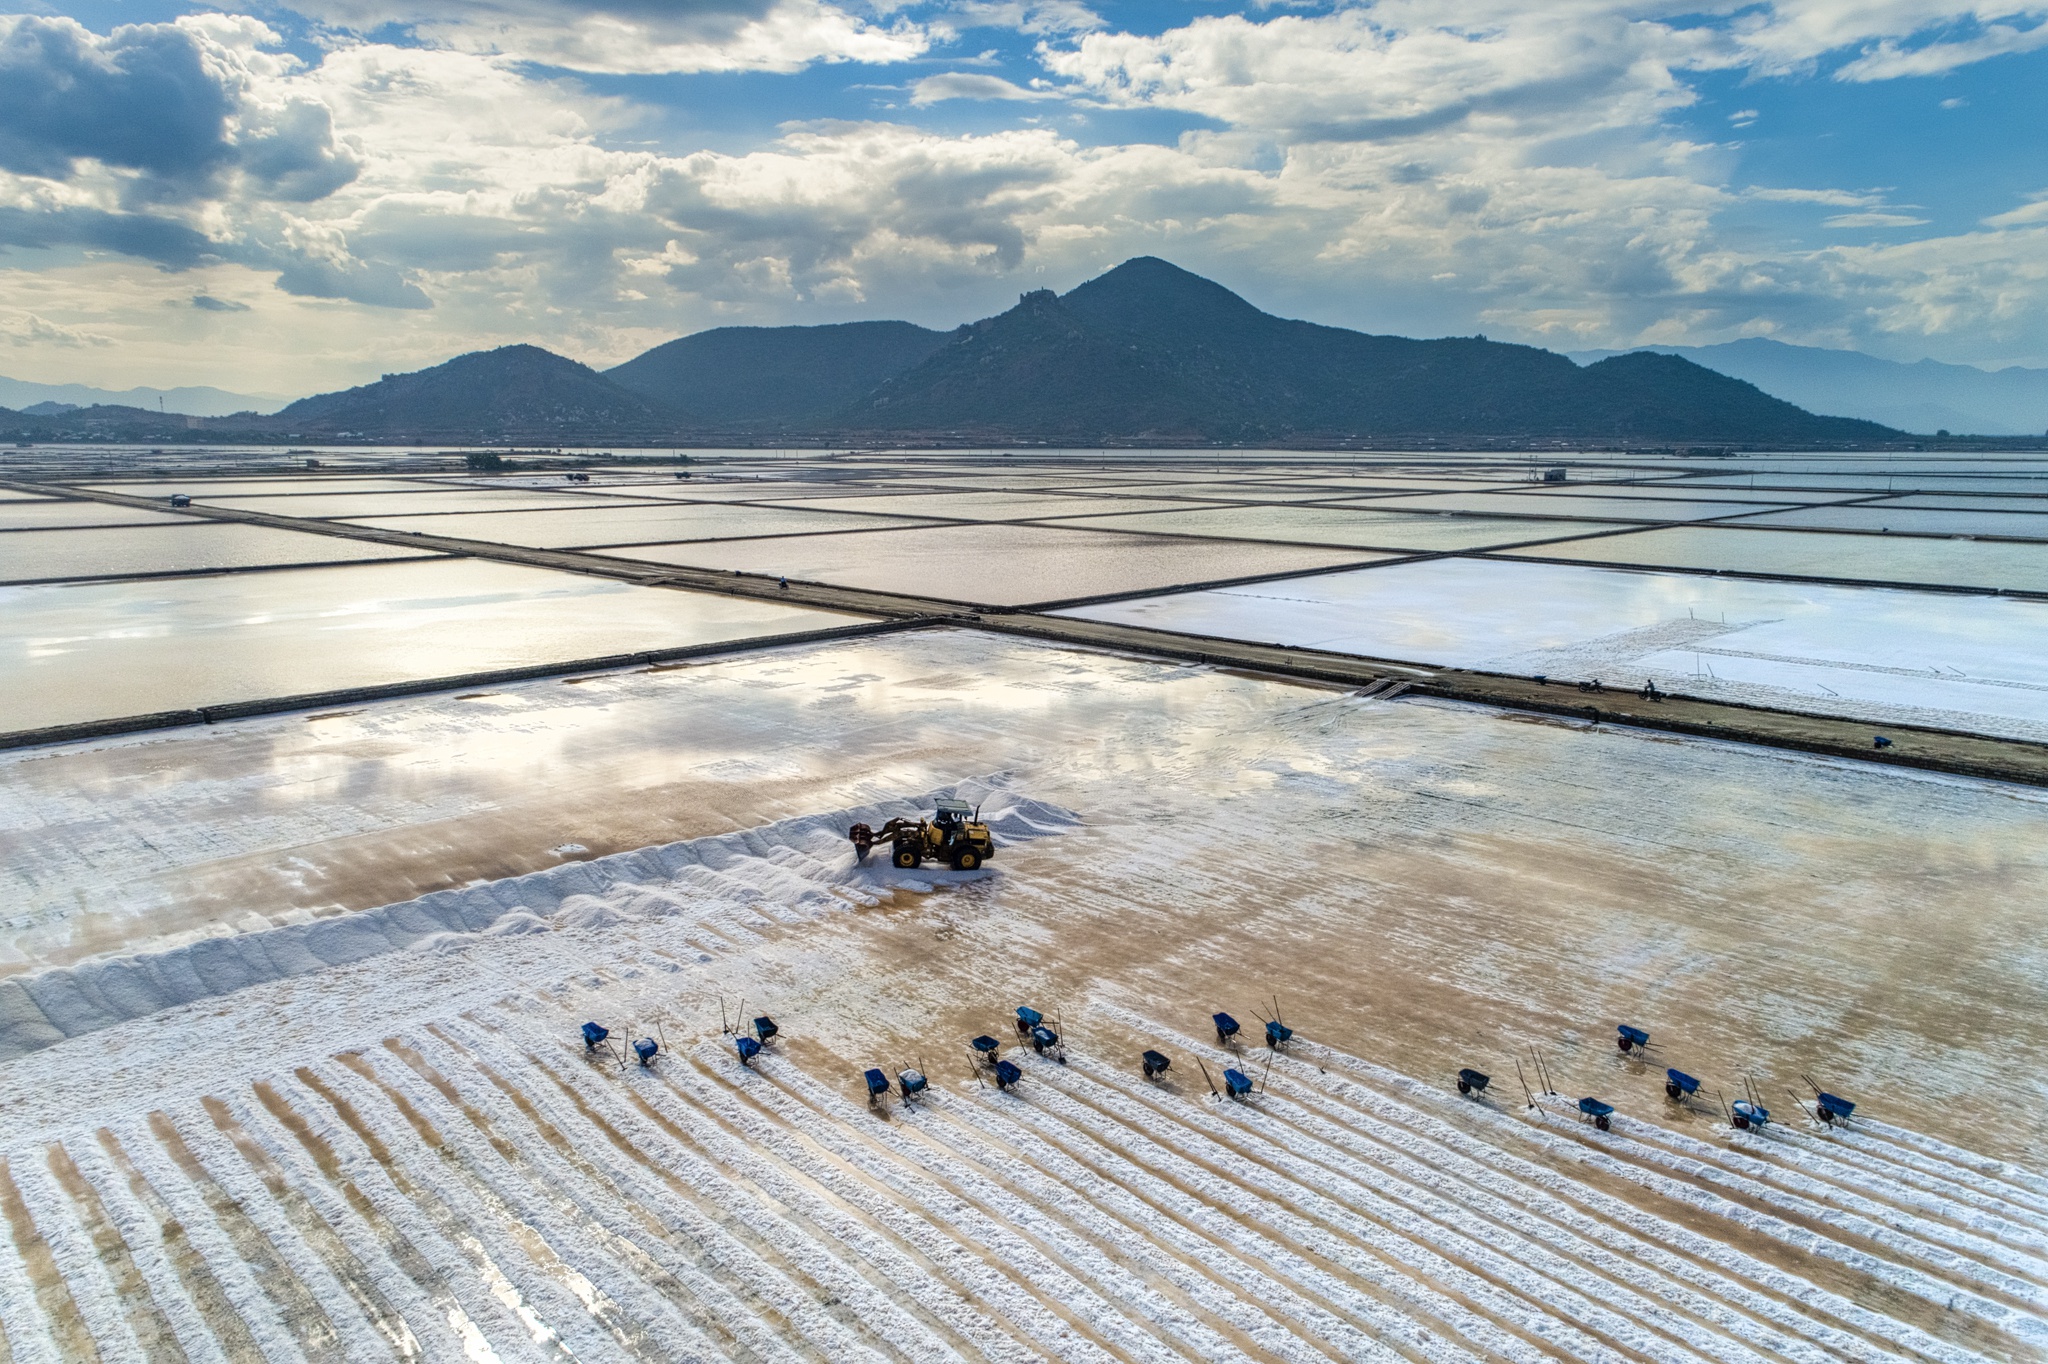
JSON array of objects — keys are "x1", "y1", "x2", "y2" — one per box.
[{"x1": 0, "y1": 783, "x2": 1077, "y2": 1061}]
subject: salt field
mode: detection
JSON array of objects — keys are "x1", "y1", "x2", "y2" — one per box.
[
  {"x1": 1505, "y1": 524, "x2": 2048, "y2": 593},
  {"x1": 592, "y1": 522, "x2": 1382, "y2": 605},
  {"x1": 0, "y1": 559, "x2": 858, "y2": 731},
  {"x1": 0, "y1": 521, "x2": 444, "y2": 586},
  {"x1": 1040, "y1": 504, "x2": 1636, "y2": 552},
  {"x1": 2, "y1": 631, "x2": 2046, "y2": 1361},
  {"x1": 1, "y1": 449, "x2": 2045, "y2": 1362},
  {"x1": 1063, "y1": 555, "x2": 2048, "y2": 741}
]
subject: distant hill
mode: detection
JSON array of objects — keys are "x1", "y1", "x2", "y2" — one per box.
[
  {"x1": 0, "y1": 374, "x2": 288, "y2": 417},
  {"x1": 266, "y1": 345, "x2": 678, "y2": 440},
  {"x1": 0, "y1": 403, "x2": 208, "y2": 441},
  {"x1": 36, "y1": 261, "x2": 1916, "y2": 446},
  {"x1": 1569, "y1": 338, "x2": 2048, "y2": 436},
  {"x1": 847, "y1": 258, "x2": 1896, "y2": 444},
  {"x1": 607, "y1": 321, "x2": 947, "y2": 428}
]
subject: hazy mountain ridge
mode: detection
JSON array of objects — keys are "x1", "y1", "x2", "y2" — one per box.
[
  {"x1": 264, "y1": 344, "x2": 681, "y2": 441},
  {"x1": 0, "y1": 375, "x2": 286, "y2": 417},
  {"x1": 605, "y1": 320, "x2": 949, "y2": 427},
  {"x1": 1570, "y1": 338, "x2": 2048, "y2": 436},
  {"x1": 5, "y1": 261, "x2": 1918, "y2": 445},
  {"x1": 848, "y1": 259, "x2": 1894, "y2": 443}
]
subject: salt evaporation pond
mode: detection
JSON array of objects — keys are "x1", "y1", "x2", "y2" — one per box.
[
  {"x1": 1507, "y1": 522, "x2": 2048, "y2": 592},
  {"x1": 0, "y1": 520, "x2": 441, "y2": 584},
  {"x1": 1043, "y1": 502, "x2": 1636, "y2": 551},
  {"x1": 0, "y1": 557, "x2": 861, "y2": 731},
  {"x1": 347, "y1": 499, "x2": 937, "y2": 547},
  {"x1": 1, "y1": 630, "x2": 2043, "y2": 1362},
  {"x1": 1063, "y1": 554, "x2": 2048, "y2": 741}
]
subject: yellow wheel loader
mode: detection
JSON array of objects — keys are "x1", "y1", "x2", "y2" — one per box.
[{"x1": 848, "y1": 799, "x2": 994, "y2": 871}]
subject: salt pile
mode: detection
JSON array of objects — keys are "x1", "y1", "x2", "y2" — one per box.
[{"x1": 0, "y1": 784, "x2": 1079, "y2": 1060}]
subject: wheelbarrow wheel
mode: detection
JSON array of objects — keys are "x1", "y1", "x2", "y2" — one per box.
[
  {"x1": 1733, "y1": 1113, "x2": 1750, "y2": 1129},
  {"x1": 1665, "y1": 1082, "x2": 1682, "y2": 1100},
  {"x1": 1456, "y1": 1080, "x2": 1471, "y2": 1095},
  {"x1": 1595, "y1": 1114, "x2": 1611, "y2": 1131},
  {"x1": 1617, "y1": 1038, "x2": 1632, "y2": 1052}
]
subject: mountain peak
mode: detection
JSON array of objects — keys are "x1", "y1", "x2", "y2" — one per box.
[{"x1": 1060, "y1": 256, "x2": 1268, "y2": 334}]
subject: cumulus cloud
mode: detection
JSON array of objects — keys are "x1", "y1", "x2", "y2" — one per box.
[
  {"x1": 189, "y1": 293, "x2": 250, "y2": 310},
  {"x1": 11, "y1": 0, "x2": 2048, "y2": 386},
  {"x1": 295, "y1": 0, "x2": 929, "y2": 74},
  {"x1": 1, "y1": 310, "x2": 112, "y2": 346},
  {"x1": 0, "y1": 15, "x2": 357, "y2": 204},
  {"x1": 1044, "y1": 8, "x2": 1702, "y2": 143}
]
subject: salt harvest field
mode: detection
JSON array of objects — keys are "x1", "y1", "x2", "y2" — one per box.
[{"x1": 1, "y1": 449, "x2": 2045, "y2": 1362}]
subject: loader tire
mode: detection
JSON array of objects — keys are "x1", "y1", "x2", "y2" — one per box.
[
  {"x1": 893, "y1": 847, "x2": 921, "y2": 869},
  {"x1": 953, "y1": 847, "x2": 982, "y2": 871}
]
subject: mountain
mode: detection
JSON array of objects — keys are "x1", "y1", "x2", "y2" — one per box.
[
  {"x1": 111, "y1": 259, "x2": 1907, "y2": 446},
  {"x1": 1569, "y1": 338, "x2": 2048, "y2": 436},
  {"x1": 0, "y1": 403, "x2": 208, "y2": 440},
  {"x1": 0, "y1": 375, "x2": 288, "y2": 417},
  {"x1": 847, "y1": 258, "x2": 1896, "y2": 444},
  {"x1": 266, "y1": 344, "x2": 678, "y2": 440},
  {"x1": 606, "y1": 320, "x2": 947, "y2": 428}
]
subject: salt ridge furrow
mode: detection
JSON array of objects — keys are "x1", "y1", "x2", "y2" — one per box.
[
  {"x1": 238, "y1": 1079, "x2": 540, "y2": 1364},
  {"x1": 353, "y1": 1042, "x2": 730, "y2": 1363},
  {"x1": 60, "y1": 1136, "x2": 226, "y2": 1364},
  {"x1": 7, "y1": 1152, "x2": 148, "y2": 1364},
  {"x1": 1212, "y1": 1021, "x2": 1991, "y2": 1364},
  {"x1": 1034, "y1": 1058, "x2": 1656, "y2": 1363},
  {"x1": 200, "y1": 1095, "x2": 469, "y2": 1361},
  {"x1": 1760, "y1": 1127, "x2": 2048, "y2": 1241},
  {"x1": 300, "y1": 1058, "x2": 632, "y2": 1363},
  {"x1": 1072, "y1": 1056, "x2": 1769, "y2": 1364},
  {"x1": 1245, "y1": 1057, "x2": 1872, "y2": 1364},
  {"x1": 460, "y1": 1028, "x2": 891, "y2": 1364},
  {"x1": 942, "y1": 1071, "x2": 1442, "y2": 1363},
  {"x1": 999, "y1": 1064, "x2": 1540, "y2": 1361},
  {"x1": 1530, "y1": 1096, "x2": 2048, "y2": 1329},
  {"x1": 908, "y1": 1084, "x2": 1360, "y2": 1364},
  {"x1": 658, "y1": 1043, "x2": 1141, "y2": 1363},
  {"x1": 161, "y1": 1105, "x2": 409, "y2": 1362},
  {"x1": 113, "y1": 1119, "x2": 314, "y2": 1364},
  {"x1": 386, "y1": 1048, "x2": 767, "y2": 1364},
  {"x1": 471, "y1": 1015, "x2": 991, "y2": 1351},
  {"x1": 0, "y1": 1160, "x2": 69, "y2": 1364},
  {"x1": 1588, "y1": 1104, "x2": 2048, "y2": 1283},
  {"x1": 764, "y1": 1058, "x2": 1258, "y2": 1364}
]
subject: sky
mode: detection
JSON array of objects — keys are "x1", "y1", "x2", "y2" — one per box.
[{"x1": 3, "y1": 0, "x2": 2047, "y2": 396}]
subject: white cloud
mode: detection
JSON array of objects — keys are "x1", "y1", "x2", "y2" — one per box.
[
  {"x1": 910, "y1": 72, "x2": 1061, "y2": 103},
  {"x1": 1833, "y1": 15, "x2": 2048, "y2": 80},
  {"x1": 1984, "y1": 193, "x2": 2048, "y2": 226},
  {"x1": 949, "y1": 0, "x2": 1105, "y2": 36},
  {"x1": 13, "y1": 0, "x2": 2048, "y2": 391},
  {"x1": 1747, "y1": 187, "x2": 1879, "y2": 206},
  {"x1": 294, "y1": 0, "x2": 930, "y2": 75},
  {"x1": 1043, "y1": 8, "x2": 1703, "y2": 143},
  {"x1": 0, "y1": 310, "x2": 112, "y2": 347}
]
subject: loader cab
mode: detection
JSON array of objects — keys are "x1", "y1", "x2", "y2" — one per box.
[{"x1": 932, "y1": 799, "x2": 971, "y2": 833}]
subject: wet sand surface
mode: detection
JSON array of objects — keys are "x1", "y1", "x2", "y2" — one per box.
[{"x1": 2, "y1": 630, "x2": 2044, "y2": 1361}]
